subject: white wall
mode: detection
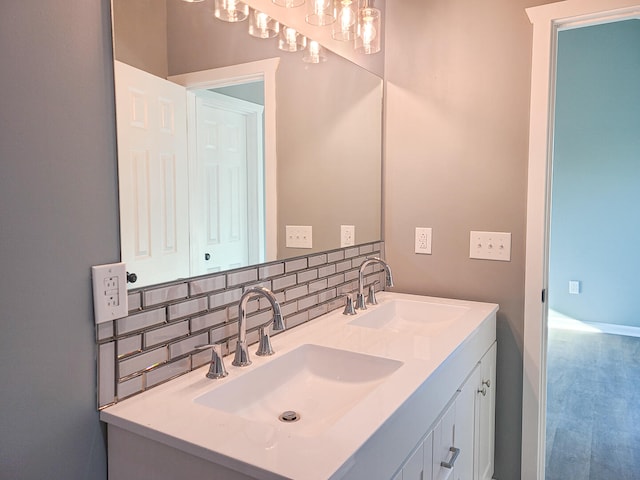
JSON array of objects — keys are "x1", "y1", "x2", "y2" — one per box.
[
  {"x1": 383, "y1": 0, "x2": 560, "y2": 477},
  {"x1": 0, "y1": 1, "x2": 117, "y2": 478}
]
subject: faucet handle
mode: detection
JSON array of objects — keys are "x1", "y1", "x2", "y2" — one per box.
[
  {"x1": 367, "y1": 281, "x2": 380, "y2": 305},
  {"x1": 195, "y1": 344, "x2": 228, "y2": 379},
  {"x1": 342, "y1": 294, "x2": 357, "y2": 315}
]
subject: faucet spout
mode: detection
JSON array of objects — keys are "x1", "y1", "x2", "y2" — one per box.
[
  {"x1": 233, "y1": 286, "x2": 284, "y2": 367},
  {"x1": 356, "y1": 257, "x2": 393, "y2": 310}
]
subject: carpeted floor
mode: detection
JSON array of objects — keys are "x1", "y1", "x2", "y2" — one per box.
[{"x1": 545, "y1": 327, "x2": 640, "y2": 479}]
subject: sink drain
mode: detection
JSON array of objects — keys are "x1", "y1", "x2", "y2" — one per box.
[{"x1": 279, "y1": 410, "x2": 301, "y2": 423}]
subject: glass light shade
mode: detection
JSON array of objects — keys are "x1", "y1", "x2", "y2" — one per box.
[
  {"x1": 278, "y1": 27, "x2": 307, "y2": 52},
  {"x1": 302, "y1": 40, "x2": 327, "y2": 63},
  {"x1": 355, "y1": 7, "x2": 380, "y2": 54},
  {"x1": 305, "y1": 0, "x2": 335, "y2": 26},
  {"x1": 214, "y1": 0, "x2": 249, "y2": 22},
  {"x1": 272, "y1": 0, "x2": 305, "y2": 7},
  {"x1": 332, "y1": 0, "x2": 356, "y2": 41},
  {"x1": 248, "y1": 9, "x2": 279, "y2": 38}
]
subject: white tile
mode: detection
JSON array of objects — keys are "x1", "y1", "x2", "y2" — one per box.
[
  {"x1": 119, "y1": 347, "x2": 168, "y2": 379},
  {"x1": 190, "y1": 309, "x2": 227, "y2": 332},
  {"x1": 308, "y1": 254, "x2": 327, "y2": 267},
  {"x1": 259, "y1": 263, "x2": 285, "y2": 279},
  {"x1": 116, "y1": 308, "x2": 166, "y2": 336},
  {"x1": 309, "y1": 278, "x2": 328, "y2": 293},
  {"x1": 143, "y1": 283, "x2": 188, "y2": 307},
  {"x1": 189, "y1": 275, "x2": 226, "y2": 295},
  {"x1": 146, "y1": 357, "x2": 190, "y2": 388},
  {"x1": 272, "y1": 274, "x2": 297, "y2": 291},
  {"x1": 209, "y1": 288, "x2": 242, "y2": 309},
  {"x1": 327, "y1": 250, "x2": 345, "y2": 263},
  {"x1": 285, "y1": 285, "x2": 308, "y2": 302},
  {"x1": 97, "y1": 321, "x2": 113, "y2": 341},
  {"x1": 169, "y1": 332, "x2": 208, "y2": 359},
  {"x1": 285, "y1": 258, "x2": 307, "y2": 273},
  {"x1": 227, "y1": 268, "x2": 258, "y2": 287},
  {"x1": 117, "y1": 335, "x2": 141, "y2": 358},
  {"x1": 168, "y1": 297, "x2": 208, "y2": 321},
  {"x1": 117, "y1": 375, "x2": 143, "y2": 400},
  {"x1": 318, "y1": 264, "x2": 337, "y2": 278},
  {"x1": 98, "y1": 342, "x2": 115, "y2": 408},
  {"x1": 144, "y1": 321, "x2": 189, "y2": 348}
]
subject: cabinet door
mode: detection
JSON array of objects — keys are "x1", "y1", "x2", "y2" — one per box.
[
  {"x1": 401, "y1": 431, "x2": 433, "y2": 480},
  {"x1": 475, "y1": 343, "x2": 496, "y2": 480},
  {"x1": 455, "y1": 364, "x2": 481, "y2": 480},
  {"x1": 433, "y1": 401, "x2": 457, "y2": 480}
]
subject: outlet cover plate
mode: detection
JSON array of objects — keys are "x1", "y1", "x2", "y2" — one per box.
[
  {"x1": 415, "y1": 227, "x2": 432, "y2": 254},
  {"x1": 469, "y1": 231, "x2": 511, "y2": 261},
  {"x1": 341, "y1": 225, "x2": 355, "y2": 247},
  {"x1": 92, "y1": 262, "x2": 128, "y2": 324}
]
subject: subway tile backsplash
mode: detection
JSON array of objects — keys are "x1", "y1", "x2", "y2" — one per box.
[{"x1": 96, "y1": 242, "x2": 385, "y2": 409}]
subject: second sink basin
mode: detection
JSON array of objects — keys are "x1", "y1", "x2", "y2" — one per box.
[
  {"x1": 348, "y1": 299, "x2": 469, "y2": 336},
  {"x1": 194, "y1": 344, "x2": 403, "y2": 436}
]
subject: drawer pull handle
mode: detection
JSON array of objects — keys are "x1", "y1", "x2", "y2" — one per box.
[
  {"x1": 478, "y1": 387, "x2": 487, "y2": 396},
  {"x1": 441, "y1": 446, "x2": 460, "y2": 469},
  {"x1": 482, "y1": 379, "x2": 491, "y2": 388}
]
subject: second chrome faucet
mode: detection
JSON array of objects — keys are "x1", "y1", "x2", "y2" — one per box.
[
  {"x1": 355, "y1": 257, "x2": 394, "y2": 310},
  {"x1": 233, "y1": 286, "x2": 285, "y2": 367}
]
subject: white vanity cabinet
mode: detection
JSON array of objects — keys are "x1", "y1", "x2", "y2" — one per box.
[
  {"x1": 392, "y1": 342, "x2": 496, "y2": 480},
  {"x1": 100, "y1": 293, "x2": 498, "y2": 480},
  {"x1": 475, "y1": 343, "x2": 496, "y2": 480}
]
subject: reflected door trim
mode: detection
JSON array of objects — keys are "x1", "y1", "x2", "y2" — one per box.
[{"x1": 170, "y1": 58, "x2": 280, "y2": 263}]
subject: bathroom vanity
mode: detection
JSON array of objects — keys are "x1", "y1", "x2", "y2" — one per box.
[{"x1": 100, "y1": 292, "x2": 497, "y2": 480}]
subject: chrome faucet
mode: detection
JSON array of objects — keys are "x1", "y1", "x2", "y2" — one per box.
[
  {"x1": 356, "y1": 257, "x2": 394, "y2": 310},
  {"x1": 233, "y1": 286, "x2": 285, "y2": 367}
]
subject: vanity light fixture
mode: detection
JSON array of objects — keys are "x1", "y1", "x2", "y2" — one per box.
[
  {"x1": 332, "y1": 0, "x2": 356, "y2": 41},
  {"x1": 272, "y1": 0, "x2": 305, "y2": 8},
  {"x1": 354, "y1": 4, "x2": 380, "y2": 54},
  {"x1": 305, "y1": 0, "x2": 336, "y2": 26},
  {"x1": 302, "y1": 39, "x2": 327, "y2": 63},
  {"x1": 278, "y1": 26, "x2": 307, "y2": 52},
  {"x1": 248, "y1": 9, "x2": 280, "y2": 38},
  {"x1": 214, "y1": 0, "x2": 249, "y2": 22}
]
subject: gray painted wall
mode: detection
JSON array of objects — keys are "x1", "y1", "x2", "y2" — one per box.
[
  {"x1": 0, "y1": 1, "x2": 117, "y2": 479},
  {"x1": 383, "y1": 0, "x2": 560, "y2": 478},
  {"x1": 550, "y1": 20, "x2": 640, "y2": 327}
]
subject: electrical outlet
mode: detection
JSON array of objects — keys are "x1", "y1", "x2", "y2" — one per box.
[
  {"x1": 285, "y1": 225, "x2": 313, "y2": 248},
  {"x1": 569, "y1": 280, "x2": 580, "y2": 295},
  {"x1": 341, "y1": 225, "x2": 355, "y2": 247},
  {"x1": 415, "y1": 227, "x2": 432, "y2": 254},
  {"x1": 91, "y1": 262, "x2": 128, "y2": 324},
  {"x1": 469, "y1": 231, "x2": 511, "y2": 261}
]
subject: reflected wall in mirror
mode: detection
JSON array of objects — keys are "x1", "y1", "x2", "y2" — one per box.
[{"x1": 112, "y1": 0, "x2": 383, "y2": 288}]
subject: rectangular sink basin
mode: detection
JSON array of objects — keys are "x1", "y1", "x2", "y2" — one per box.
[
  {"x1": 194, "y1": 344, "x2": 402, "y2": 436},
  {"x1": 348, "y1": 299, "x2": 469, "y2": 336}
]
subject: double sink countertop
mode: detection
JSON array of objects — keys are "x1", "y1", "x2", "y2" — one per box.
[{"x1": 100, "y1": 292, "x2": 498, "y2": 479}]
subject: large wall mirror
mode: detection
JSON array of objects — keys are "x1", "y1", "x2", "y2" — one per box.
[{"x1": 111, "y1": 0, "x2": 383, "y2": 288}]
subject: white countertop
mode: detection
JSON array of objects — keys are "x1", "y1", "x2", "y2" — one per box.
[{"x1": 100, "y1": 292, "x2": 498, "y2": 480}]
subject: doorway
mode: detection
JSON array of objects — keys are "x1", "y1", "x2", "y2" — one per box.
[
  {"x1": 522, "y1": 2, "x2": 640, "y2": 479},
  {"x1": 544, "y1": 19, "x2": 640, "y2": 478}
]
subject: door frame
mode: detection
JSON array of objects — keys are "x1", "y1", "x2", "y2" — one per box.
[
  {"x1": 522, "y1": 1, "x2": 640, "y2": 479},
  {"x1": 169, "y1": 57, "x2": 280, "y2": 263}
]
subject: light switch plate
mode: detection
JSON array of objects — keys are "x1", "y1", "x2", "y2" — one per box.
[
  {"x1": 92, "y1": 262, "x2": 128, "y2": 324},
  {"x1": 469, "y1": 231, "x2": 511, "y2": 261},
  {"x1": 285, "y1": 225, "x2": 313, "y2": 249}
]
